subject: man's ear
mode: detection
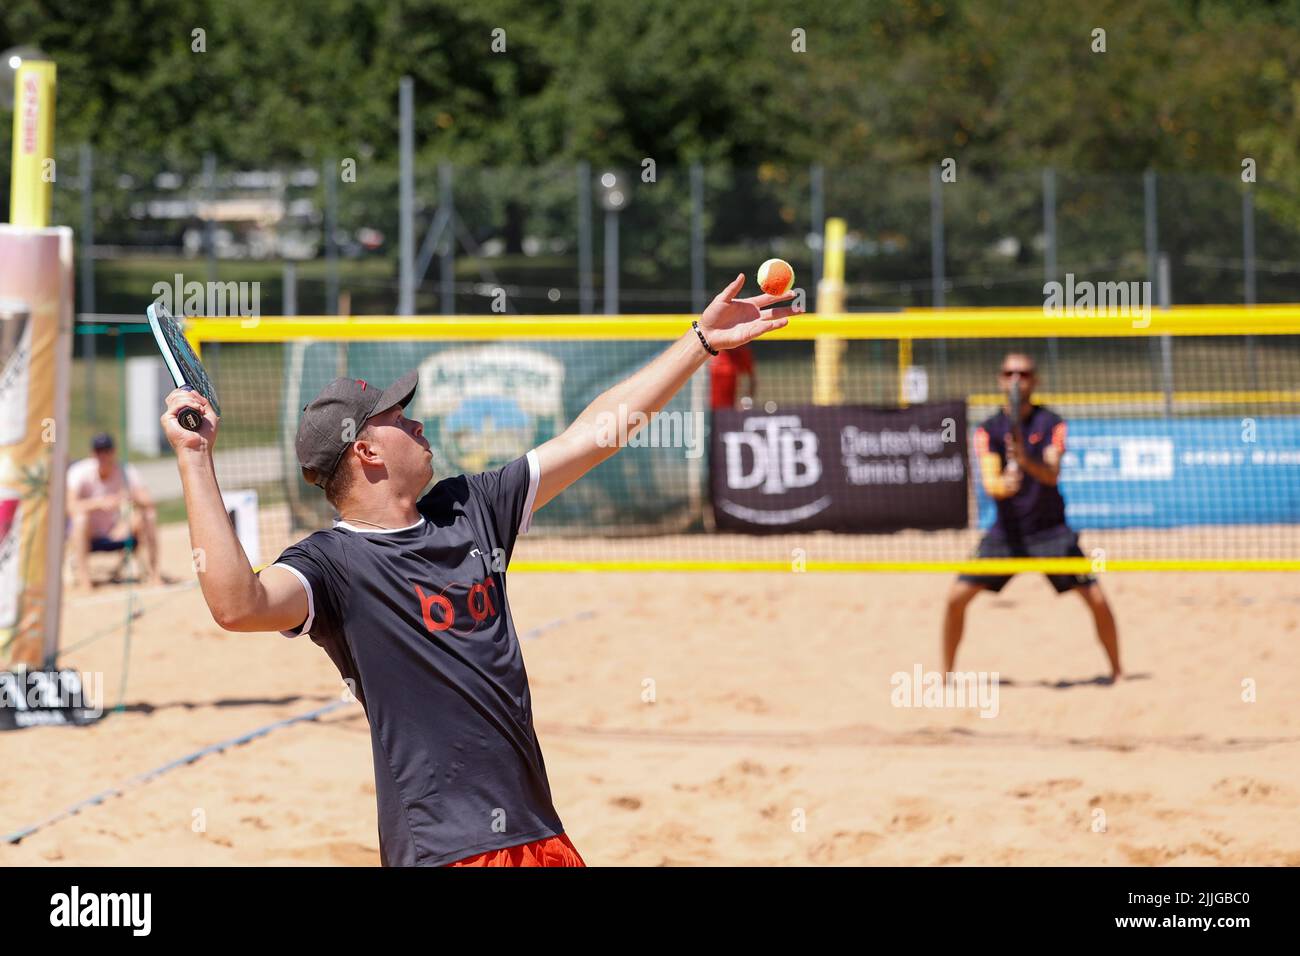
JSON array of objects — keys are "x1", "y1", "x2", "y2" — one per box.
[{"x1": 353, "y1": 432, "x2": 382, "y2": 468}]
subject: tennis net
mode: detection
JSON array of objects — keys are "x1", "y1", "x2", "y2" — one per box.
[{"x1": 186, "y1": 307, "x2": 1300, "y2": 571}]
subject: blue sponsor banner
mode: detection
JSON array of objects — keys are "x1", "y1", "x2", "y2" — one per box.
[{"x1": 976, "y1": 416, "x2": 1300, "y2": 529}]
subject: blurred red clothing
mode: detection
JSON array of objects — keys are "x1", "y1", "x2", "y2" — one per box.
[
  {"x1": 446, "y1": 832, "x2": 586, "y2": 867},
  {"x1": 710, "y1": 344, "x2": 755, "y2": 410}
]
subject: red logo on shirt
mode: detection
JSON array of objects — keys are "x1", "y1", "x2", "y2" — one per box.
[{"x1": 414, "y1": 578, "x2": 499, "y2": 633}]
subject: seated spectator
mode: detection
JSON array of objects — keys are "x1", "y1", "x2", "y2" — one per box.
[{"x1": 67, "y1": 433, "x2": 167, "y2": 589}]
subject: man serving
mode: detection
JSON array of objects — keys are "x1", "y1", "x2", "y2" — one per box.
[
  {"x1": 941, "y1": 353, "x2": 1122, "y2": 682},
  {"x1": 161, "y1": 275, "x2": 798, "y2": 867}
]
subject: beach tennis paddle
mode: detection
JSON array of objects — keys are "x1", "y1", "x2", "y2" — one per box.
[
  {"x1": 146, "y1": 302, "x2": 221, "y2": 431},
  {"x1": 1008, "y1": 377, "x2": 1023, "y2": 439},
  {"x1": 1007, "y1": 377, "x2": 1024, "y2": 474}
]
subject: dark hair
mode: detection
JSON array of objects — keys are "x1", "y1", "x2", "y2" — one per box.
[
  {"x1": 322, "y1": 462, "x2": 355, "y2": 508},
  {"x1": 315, "y1": 422, "x2": 375, "y2": 508}
]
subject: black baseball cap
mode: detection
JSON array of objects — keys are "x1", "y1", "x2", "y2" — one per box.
[
  {"x1": 91, "y1": 432, "x2": 115, "y2": 451},
  {"x1": 295, "y1": 371, "x2": 419, "y2": 486}
]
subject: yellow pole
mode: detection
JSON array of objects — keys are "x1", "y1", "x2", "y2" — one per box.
[
  {"x1": 897, "y1": 337, "x2": 912, "y2": 407},
  {"x1": 8, "y1": 60, "x2": 57, "y2": 228},
  {"x1": 813, "y1": 217, "x2": 846, "y2": 405}
]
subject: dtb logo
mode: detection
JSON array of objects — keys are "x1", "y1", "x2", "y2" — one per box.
[{"x1": 721, "y1": 416, "x2": 821, "y2": 493}]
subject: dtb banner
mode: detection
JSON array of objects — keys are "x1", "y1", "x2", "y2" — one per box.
[
  {"x1": 0, "y1": 226, "x2": 74, "y2": 669},
  {"x1": 711, "y1": 401, "x2": 968, "y2": 533}
]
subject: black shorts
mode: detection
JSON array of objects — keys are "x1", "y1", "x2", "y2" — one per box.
[
  {"x1": 90, "y1": 535, "x2": 136, "y2": 553},
  {"x1": 958, "y1": 526, "x2": 1095, "y2": 594}
]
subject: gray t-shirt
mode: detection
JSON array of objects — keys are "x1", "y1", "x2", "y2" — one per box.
[{"x1": 272, "y1": 451, "x2": 563, "y2": 866}]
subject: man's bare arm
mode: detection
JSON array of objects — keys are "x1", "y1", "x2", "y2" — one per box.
[
  {"x1": 534, "y1": 275, "x2": 799, "y2": 509},
  {"x1": 162, "y1": 388, "x2": 307, "y2": 632},
  {"x1": 979, "y1": 453, "x2": 1020, "y2": 499},
  {"x1": 533, "y1": 331, "x2": 707, "y2": 510},
  {"x1": 1023, "y1": 446, "x2": 1061, "y2": 486}
]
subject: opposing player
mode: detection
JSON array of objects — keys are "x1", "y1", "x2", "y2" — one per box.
[
  {"x1": 941, "y1": 353, "x2": 1121, "y2": 682},
  {"x1": 161, "y1": 275, "x2": 798, "y2": 866}
]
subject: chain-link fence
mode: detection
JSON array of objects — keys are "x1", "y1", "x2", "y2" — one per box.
[
  {"x1": 47, "y1": 146, "x2": 1300, "y2": 321},
  {"x1": 43, "y1": 142, "x2": 1300, "y2": 438}
]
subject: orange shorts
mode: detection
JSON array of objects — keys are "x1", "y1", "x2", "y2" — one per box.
[{"x1": 447, "y1": 832, "x2": 586, "y2": 868}]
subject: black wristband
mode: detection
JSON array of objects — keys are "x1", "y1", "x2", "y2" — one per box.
[{"x1": 692, "y1": 320, "x2": 719, "y2": 356}]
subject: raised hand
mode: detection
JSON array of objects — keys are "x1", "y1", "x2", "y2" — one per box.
[
  {"x1": 697, "y1": 272, "x2": 802, "y2": 351},
  {"x1": 1004, "y1": 433, "x2": 1029, "y2": 467},
  {"x1": 161, "y1": 387, "x2": 219, "y2": 454}
]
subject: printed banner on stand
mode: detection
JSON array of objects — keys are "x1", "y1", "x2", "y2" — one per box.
[{"x1": 0, "y1": 226, "x2": 75, "y2": 669}]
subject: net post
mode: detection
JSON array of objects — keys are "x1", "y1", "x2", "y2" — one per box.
[
  {"x1": 813, "y1": 217, "x2": 846, "y2": 405},
  {"x1": 897, "y1": 337, "x2": 912, "y2": 407}
]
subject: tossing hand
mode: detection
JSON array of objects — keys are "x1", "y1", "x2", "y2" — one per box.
[
  {"x1": 697, "y1": 273, "x2": 802, "y2": 351},
  {"x1": 1004, "y1": 433, "x2": 1030, "y2": 468}
]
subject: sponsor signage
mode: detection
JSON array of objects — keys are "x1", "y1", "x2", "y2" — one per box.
[
  {"x1": 974, "y1": 416, "x2": 1300, "y2": 528},
  {"x1": 711, "y1": 402, "x2": 969, "y2": 533}
]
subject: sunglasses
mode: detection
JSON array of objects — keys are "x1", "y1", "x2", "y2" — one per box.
[{"x1": 1000, "y1": 369, "x2": 1035, "y2": 377}]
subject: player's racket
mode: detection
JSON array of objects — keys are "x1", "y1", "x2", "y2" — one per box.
[
  {"x1": 1008, "y1": 377, "x2": 1024, "y2": 443},
  {"x1": 146, "y1": 302, "x2": 221, "y2": 431},
  {"x1": 1006, "y1": 376, "x2": 1025, "y2": 476}
]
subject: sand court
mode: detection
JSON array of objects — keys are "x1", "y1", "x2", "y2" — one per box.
[{"x1": 4, "y1": 520, "x2": 1296, "y2": 865}]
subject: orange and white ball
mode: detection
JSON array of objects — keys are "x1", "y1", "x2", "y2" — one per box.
[{"x1": 757, "y1": 258, "x2": 795, "y2": 296}]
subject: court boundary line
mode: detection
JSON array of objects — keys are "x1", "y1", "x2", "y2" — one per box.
[
  {"x1": 534, "y1": 722, "x2": 1300, "y2": 754},
  {"x1": 2, "y1": 609, "x2": 600, "y2": 845},
  {"x1": 1, "y1": 700, "x2": 349, "y2": 846},
  {"x1": 509, "y1": 559, "x2": 1300, "y2": 572}
]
